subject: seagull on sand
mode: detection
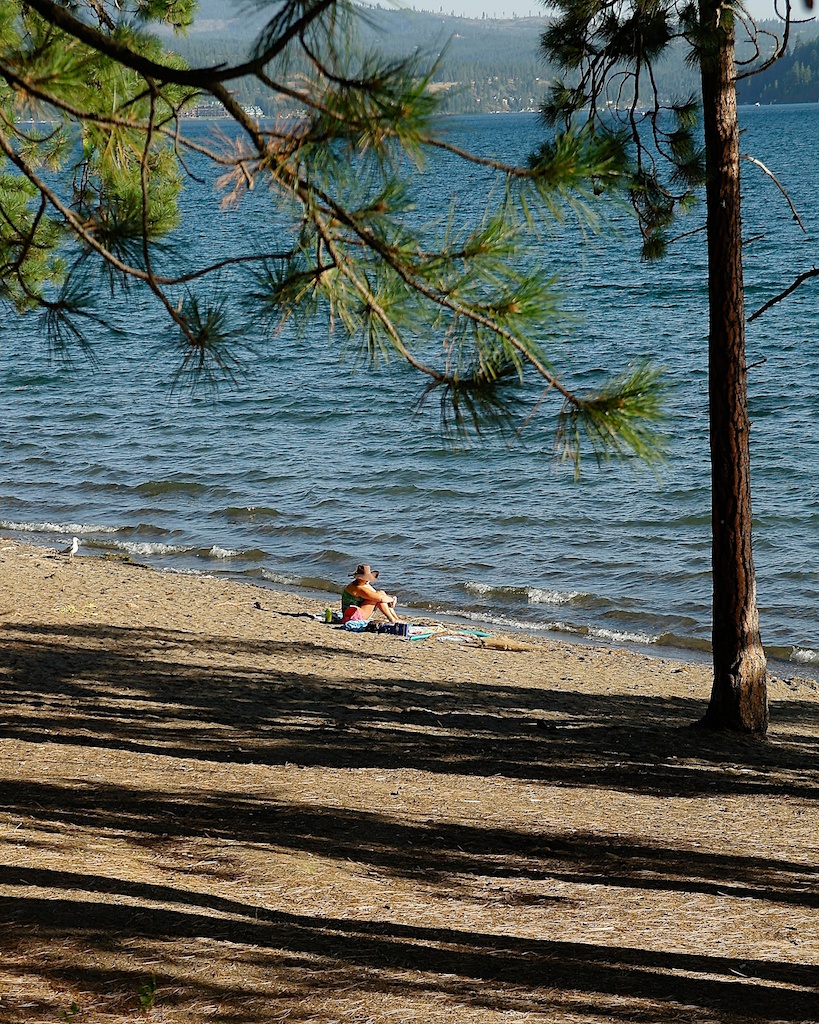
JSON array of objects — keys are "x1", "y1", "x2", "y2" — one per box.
[{"x1": 62, "y1": 537, "x2": 80, "y2": 558}]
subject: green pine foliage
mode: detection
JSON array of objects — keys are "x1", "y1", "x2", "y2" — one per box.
[
  {"x1": 555, "y1": 361, "x2": 668, "y2": 478},
  {"x1": 540, "y1": 0, "x2": 713, "y2": 261},
  {"x1": 0, "y1": 0, "x2": 671, "y2": 471}
]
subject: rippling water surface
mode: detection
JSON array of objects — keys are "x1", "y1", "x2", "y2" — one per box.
[{"x1": 1, "y1": 107, "x2": 818, "y2": 673}]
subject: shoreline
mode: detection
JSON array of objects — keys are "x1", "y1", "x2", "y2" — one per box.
[
  {"x1": 290, "y1": 579, "x2": 819, "y2": 687},
  {"x1": 152, "y1": 558, "x2": 819, "y2": 687},
  {"x1": 1, "y1": 537, "x2": 814, "y2": 707},
  {"x1": 4, "y1": 533, "x2": 817, "y2": 688}
]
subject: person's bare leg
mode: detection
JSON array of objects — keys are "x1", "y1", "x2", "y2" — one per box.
[{"x1": 375, "y1": 601, "x2": 400, "y2": 623}]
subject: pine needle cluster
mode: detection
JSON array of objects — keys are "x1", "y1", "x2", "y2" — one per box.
[{"x1": 0, "y1": 0, "x2": 673, "y2": 470}]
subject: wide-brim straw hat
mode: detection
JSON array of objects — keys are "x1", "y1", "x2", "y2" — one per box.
[{"x1": 351, "y1": 563, "x2": 379, "y2": 582}]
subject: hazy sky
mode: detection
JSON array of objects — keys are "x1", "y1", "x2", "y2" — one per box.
[{"x1": 400, "y1": 1, "x2": 785, "y2": 22}]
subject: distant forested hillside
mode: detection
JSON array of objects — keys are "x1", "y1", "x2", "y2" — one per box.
[
  {"x1": 737, "y1": 30, "x2": 819, "y2": 105},
  {"x1": 167, "y1": 6, "x2": 698, "y2": 115},
  {"x1": 163, "y1": 6, "x2": 817, "y2": 115},
  {"x1": 173, "y1": 11, "x2": 557, "y2": 113}
]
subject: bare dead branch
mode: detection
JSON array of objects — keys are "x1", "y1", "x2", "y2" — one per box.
[
  {"x1": 748, "y1": 266, "x2": 819, "y2": 322},
  {"x1": 736, "y1": 0, "x2": 791, "y2": 79},
  {"x1": 741, "y1": 153, "x2": 806, "y2": 232},
  {"x1": 667, "y1": 224, "x2": 707, "y2": 246}
]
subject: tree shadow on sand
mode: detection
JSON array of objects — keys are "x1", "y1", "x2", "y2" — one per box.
[
  {"x1": 1, "y1": 787, "x2": 818, "y2": 908},
  {"x1": 2, "y1": 619, "x2": 819, "y2": 1022},
  {"x1": 0, "y1": 874, "x2": 817, "y2": 1023},
  {"x1": 1, "y1": 619, "x2": 818, "y2": 801}
]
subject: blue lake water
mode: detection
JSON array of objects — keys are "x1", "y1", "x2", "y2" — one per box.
[{"x1": 1, "y1": 106, "x2": 818, "y2": 675}]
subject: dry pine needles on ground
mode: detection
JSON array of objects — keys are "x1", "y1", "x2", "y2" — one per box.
[{"x1": 0, "y1": 540, "x2": 817, "y2": 1023}]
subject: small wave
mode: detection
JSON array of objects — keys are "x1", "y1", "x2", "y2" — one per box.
[
  {"x1": 464, "y1": 581, "x2": 588, "y2": 606},
  {"x1": 791, "y1": 648, "x2": 819, "y2": 665},
  {"x1": 134, "y1": 480, "x2": 208, "y2": 497},
  {"x1": 217, "y1": 506, "x2": 283, "y2": 521},
  {"x1": 527, "y1": 588, "x2": 587, "y2": 606},
  {"x1": 296, "y1": 575, "x2": 341, "y2": 594},
  {"x1": 441, "y1": 610, "x2": 677, "y2": 651},
  {"x1": 157, "y1": 567, "x2": 213, "y2": 578},
  {"x1": 763, "y1": 645, "x2": 794, "y2": 663},
  {"x1": 6, "y1": 373, "x2": 56, "y2": 387},
  {"x1": 202, "y1": 546, "x2": 267, "y2": 561},
  {"x1": 464, "y1": 581, "x2": 496, "y2": 597},
  {"x1": 0, "y1": 520, "x2": 119, "y2": 535},
  {"x1": 543, "y1": 618, "x2": 583, "y2": 633},
  {"x1": 106, "y1": 540, "x2": 191, "y2": 557},
  {"x1": 440, "y1": 608, "x2": 566, "y2": 634},
  {"x1": 118, "y1": 523, "x2": 179, "y2": 538},
  {"x1": 259, "y1": 568, "x2": 301, "y2": 586},
  {"x1": 586, "y1": 626, "x2": 658, "y2": 646},
  {"x1": 437, "y1": 609, "x2": 595, "y2": 640},
  {"x1": 656, "y1": 632, "x2": 712, "y2": 654}
]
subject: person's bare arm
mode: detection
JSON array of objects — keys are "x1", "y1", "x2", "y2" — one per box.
[{"x1": 360, "y1": 583, "x2": 396, "y2": 606}]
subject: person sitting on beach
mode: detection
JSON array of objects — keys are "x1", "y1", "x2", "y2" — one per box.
[{"x1": 342, "y1": 564, "x2": 400, "y2": 624}]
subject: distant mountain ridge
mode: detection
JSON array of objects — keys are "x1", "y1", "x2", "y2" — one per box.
[
  {"x1": 169, "y1": 4, "x2": 557, "y2": 114},
  {"x1": 184, "y1": 2, "x2": 544, "y2": 35},
  {"x1": 164, "y1": 5, "x2": 819, "y2": 113}
]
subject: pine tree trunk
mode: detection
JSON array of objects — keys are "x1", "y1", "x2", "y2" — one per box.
[{"x1": 699, "y1": 6, "x2": 768, "y2": 734}]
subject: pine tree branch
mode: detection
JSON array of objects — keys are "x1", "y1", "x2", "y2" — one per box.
[
  {"x1": 0, "y1": 119, "x2": 292, "y2": 292},
  {"x1": 736, "y1": 0, "x2": 792, "y2": 79},
  {"x1": 0, "y1": 190, "x2": 47, "y2": 277},
  {"x1": 309, "y1": 179, "x2": 579, "y2": 405},
  {"x1": 0, "y1": 0, "x2": 668, "y2": 463},
  {"x1": 313, "y1": 213, "x2": 446, "y2": 382},
  {"x1": 741, "y1": 153, "x2": 806, "y2": 232},
  {"x1": 21, "y1": 0, "x2": 338, "y2": 88},
  {"x1": 137, "y1": 83, "x2": 195, "y2": 342},
  {"x1": 0, "y1": 59, "x2": 190, "y2": 134},
  {"x1": 0, "y1": 123, "x2": 150, "y2": 279},
  {"x1": 748, "y1": 266, "x2": 819, "y2": 322},
  {"x1": 317, "y1": 184, "x2": 577, "y2": 403}
]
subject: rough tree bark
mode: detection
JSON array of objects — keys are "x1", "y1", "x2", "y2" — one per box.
[{"x1": 699, "y1": 4, "x2": 769, "y2": 734}]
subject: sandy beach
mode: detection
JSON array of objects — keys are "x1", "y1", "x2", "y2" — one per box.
[{"x1": 0, "y1": 538, "x2": 817, "y2": 1023}]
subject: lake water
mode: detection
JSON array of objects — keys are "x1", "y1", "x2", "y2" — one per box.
[{"x1": 1, "y1": 106, "x2": 817, "y2": 676}]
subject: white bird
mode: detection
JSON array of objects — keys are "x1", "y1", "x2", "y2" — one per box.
[{"x1": 62, "y1": 537, "x2": 80, "y2": 558}]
